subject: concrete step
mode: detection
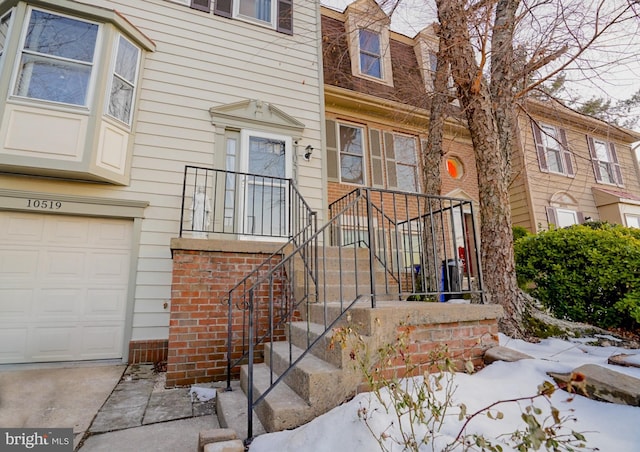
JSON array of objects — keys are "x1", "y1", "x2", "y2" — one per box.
[
  {"x1": 240, "y1": 364, "x2": 315, "y2": 433},
  {"x1": 287, "y1": 320, "x2": 350, "y2": 370},
  {"x1": 264, "y1": 341, "x2": 343, "y2": 410},
  {"x1": 215, "y1": 381, "x2": 265, "y2": 441}
]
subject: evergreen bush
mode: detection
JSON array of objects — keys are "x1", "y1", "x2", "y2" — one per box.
[{"x1": 514, "y1": 223, "x2": 640, "y2": 330}]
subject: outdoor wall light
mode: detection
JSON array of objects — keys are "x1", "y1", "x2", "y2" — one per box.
[{"x1": 304, "y1": 145, "x2": 314, "y2": 160}]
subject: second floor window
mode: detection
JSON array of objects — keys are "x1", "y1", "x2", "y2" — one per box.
[
  {"x1": 339, "y1": 124, "x2": 364, "y2": 184},
  {"x1": 14, "y1": 9, "x2": 99, "y2": 106},
  {"x1": 587, "y1": 137, "x2": 623, "y2": 186},
  {"x1": 532, "y1": 122, "x2": 575, "y2": 177},
  {"x1": 359, "y1": 29, "x2": 382, "y2": 79},
  {"x1": 108, "y1": 35, "x2": 140, "y2": 125}
]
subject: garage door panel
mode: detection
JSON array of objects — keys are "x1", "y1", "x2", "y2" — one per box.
[
  {"x1": 29, "y1": 325, "x2": 77, "y2": 361},
  {"x1": 0, "y1": 289, "x2": 32, "y2": 318},
  {"x1": 0, "y1": 328, "x2": 28, "y2": 362},
  {"x1": 92, "y1": 222, "x2": 132, "y2": 248},
  {"x1": 0, "y1": 212, "x2": 132, "y2": 363},
  {"x1": 80, "y1": 325, "x2": 124, "y2": 359},
  {"x1": 0, "y1": 214, "x2": 45, "y2": 243},
  {"x1": 85, "y1": 289, "x2": 126, "y2": 320},
  {"x1": 0, "y1": 249, "x2": 39, "y2": 280},
  {"x1": 33, "y1": 288, "x2": 82, "y2": 320},
  {"x1": 45, "y1": 217, "x2": 90, "y2": 244},
  {"x1": 88, "y1": 251, "x2": 130, "y2": 282},
  {"x1": 41, "y1": 250, "x2": 87, "y2": 281}
]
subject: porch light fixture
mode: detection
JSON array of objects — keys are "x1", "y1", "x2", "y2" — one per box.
[{"x1": 304, "y1": 145, "x2": 314, "y2": 160}]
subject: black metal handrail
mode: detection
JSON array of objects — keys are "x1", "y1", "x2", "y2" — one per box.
[
  {"x1": 179, "y1": 165, "x2": 314, "y2": 239},
  {"x1": 226, "y1": 187, "x2": 484, "y2": 442}
]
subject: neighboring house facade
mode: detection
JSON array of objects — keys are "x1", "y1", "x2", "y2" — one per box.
[
  {"x1": 321, "y1": 0, "x2": 480, "y2": 273},
  {"x1": 0, "y1": 0, "x2": 324, "y2": 365},
  {"x1": 510, "y1": 99, "x2": 640, "y2": 232}
]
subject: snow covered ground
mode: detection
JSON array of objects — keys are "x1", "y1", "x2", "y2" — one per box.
[{"x1": 249, "y1": 334, "x2": 640, "y2": 451}]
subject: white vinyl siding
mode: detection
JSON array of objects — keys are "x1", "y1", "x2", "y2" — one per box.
[{"x1": 2, "y1": 0, "x2": 323, "y2": 344}]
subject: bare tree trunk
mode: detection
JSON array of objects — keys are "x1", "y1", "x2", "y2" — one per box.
[
  {"x1": 435, "y1": 0, "x2": 526, "y2": 337},
  {"x1": 422, "y1": 29, "x2": 449, "y2": 295}
]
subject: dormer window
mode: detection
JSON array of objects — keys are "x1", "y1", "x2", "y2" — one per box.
[
  {"x1": 345, "y1": 0, "x2": 393, "y2": 86},
  {"x1": 359, "y1": 29, "x2": 382, "y2": 78}
]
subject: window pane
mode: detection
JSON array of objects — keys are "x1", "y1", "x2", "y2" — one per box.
[
  {"x1": 556, "y1": 209, "x2": 577, "y2": 228},
  {"x1": 108, "y1": 76, "x2": 133, "y2": 122},
  {"x1": 397, "y1": 164, "x2": 417, "y2": 192},
  {"x1": 547, "y1": 149, "x2": 563, "y2": 173},
  {"x1": 394, "y1": 135, "x2": 417, "y2": 164},
  {"x1": 248, "y1": 136, "x2": 286, "y2": 177},
  {"x1": 247, "y1": 185, "x2": 285, "y2": 236},
  {"x1": 25, "y1": 10, "x2": 97, "y2": 62},
  {"x1": 359, "y1": 29, "x2": 380, "y2": 55},
  {"x1": 0, "y1": 12, "x2": 12, "y2": 58},
  {"x1": 360, "y1": 53, "x2": 381, "y2": 78},
  {"x1": 339, "y1": 125, "x2": 362, "y2": 155},
  {"x1": 239, "y1": 0, "x2": 271, "y2": 22},
  {"x1": 16, "y1": 54, "x2": 91, "y2": 104},
  {"x1": 594, "y1": 140, "x2": 610, "y2": 162},
  {"x1": 340, "y1": 154, "x2": 363, "y2": 184},
  {"x1": 115, "y1": 36, "x2": 139, "y2": 82}
]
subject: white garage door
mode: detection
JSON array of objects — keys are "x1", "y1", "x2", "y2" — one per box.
[{"x1": 0, "y1": 212, "x2": 132, "y2": 364}]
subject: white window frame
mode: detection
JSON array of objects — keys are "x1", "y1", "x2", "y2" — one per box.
[
  {"x1": 555, "y1": 208, "x2": 578, "y2": 228},
  {"x1": 392, "y1": 133, "x2": 419, "y2": 192},
  {"x1": 625, "y1": 214, "x2": 640, "y2": 229},
  {"x1": 539, "y1": 124, "x2": 565, "y2": 175},
  {"x1": 11, "y1": 7, "x2": 102, "y2": 109},
  {"x1": 337, "y1": 122, "x2": 366, "y2": 186},
  {"x1": 358, "y1": 28, "x2": 382, "y2": 79},
  {"x1": 234, "y1": 0, "x2": 276, "y2": 28},
  {"x1": 0, "y1": 10, "x2": 14, "y2": 71},
  {"x1": 237, "y1": 129, "x2": 292, "y2": 240},
  {"x1": 105, "y1": 34, "x2": 141, "y2": 126}
]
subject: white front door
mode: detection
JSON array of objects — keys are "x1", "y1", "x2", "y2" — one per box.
[
  {"x1": 239, "y1": 130, "x2": 292, "y2": 238},
  {"x1": 0, "y1": 212, "x2": 132, "y2": 363}
]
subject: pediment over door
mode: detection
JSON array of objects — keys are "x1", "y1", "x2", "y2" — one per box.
[{"x1": 209, "y1": 99, "x2": 305, "y2": 136}]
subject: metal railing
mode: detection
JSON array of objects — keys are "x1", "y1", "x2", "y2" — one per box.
[
  {"x1": 224, "y1": 187, "x2": 483, "y2": 442},
  {"x1": 179, "y1": 165, "x2": 313, "y2": 240}
]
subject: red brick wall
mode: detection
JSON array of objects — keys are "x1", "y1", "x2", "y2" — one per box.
[
  {"x1": 128, "y1": 339, "x2": 168, "y2": 365},
  {"x1": 362, "y1": 318, "x2": 499, "y2": 387},
  {"x1": 166, "y1": 249, "x2": 288, "y2": 387}
]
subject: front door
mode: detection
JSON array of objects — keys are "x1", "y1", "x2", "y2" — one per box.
[{"x1": 239, "y1": 130, "x2": 292, "y2": 238}]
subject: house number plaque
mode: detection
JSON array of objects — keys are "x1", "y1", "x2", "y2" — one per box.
[{"x1": 26, "y1": 199, "x2": 63, "y2": 210}]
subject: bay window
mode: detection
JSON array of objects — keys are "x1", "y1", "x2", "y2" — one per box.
[
  {"x1": 14, "y1": 9, "x2": 99, "y2": 106},
  {"x1": 108, "y1": 35, "x2": 140, "y2": 125}
]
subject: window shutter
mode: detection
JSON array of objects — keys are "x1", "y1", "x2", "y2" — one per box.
[
  {"x1": 609, "y1": 142, "x2": 624, "y2": 185},
  {"x1": 558, "y1": 128, "x2": 574, "y2": 177},
  {"x1": 369, "y1": 129, "x2": 384, "y2": 187},
  {"x1": 277, "y1": 0, "x2": 293, "y2": 35},
  {"x1": 384, "y1": 132, "x2": 397, "y2": 188},
  {"x1": 325, "y1": 120, "x2": 339, "y2": 181},
  {"x1": 586, "y1": 136, "x2": 602, "y2": 182},
  {"x1": 214, "y1": 0, "x2": 232, "y2": 17},
  {"x1": 531, "y1": 122, "x2": 548, "y2": 172},
  {"x1": 546, "y1": 207, "x2": 558, "y2": 228},
  {"x1": 191, "y1": 0, "x2": 211, "y2": 12}
]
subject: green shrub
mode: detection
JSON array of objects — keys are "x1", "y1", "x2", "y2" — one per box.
[
  {"x1": 512, "y1": 225, "x2": 532, "y2": 242},
  {"x1": 514, "y1": 223, "x2": 640, "y2": 330}
]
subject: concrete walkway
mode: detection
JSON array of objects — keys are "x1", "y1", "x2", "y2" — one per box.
[{"x1": 0, "y1": 362, "x2": 222, "y2": 451}]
